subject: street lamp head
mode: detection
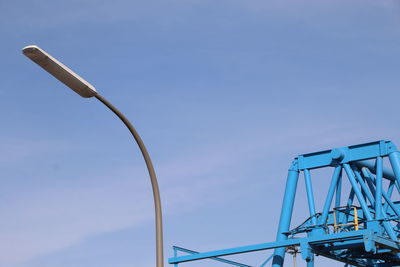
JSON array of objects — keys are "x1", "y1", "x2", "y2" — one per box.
[{"x1": 22, "y1": 45, "x2": 97, "y2": 98}]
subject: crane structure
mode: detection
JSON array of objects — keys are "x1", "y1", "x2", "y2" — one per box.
[{"x1": 169, "y1": 140, "x2": 400, "y2": 266}]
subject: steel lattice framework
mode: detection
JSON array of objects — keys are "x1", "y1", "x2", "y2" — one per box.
[{"x1": 169, "y1": 140, "x2": 400, "y2": 266}]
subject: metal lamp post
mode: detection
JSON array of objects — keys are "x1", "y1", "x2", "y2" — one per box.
[{"x1": 22, "y1": 45, "x2": 164, "y2": 267}]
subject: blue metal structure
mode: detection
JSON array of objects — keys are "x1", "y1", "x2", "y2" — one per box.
[{"x1": 169, "y1": 140, "x2": 400, "y2": 266}]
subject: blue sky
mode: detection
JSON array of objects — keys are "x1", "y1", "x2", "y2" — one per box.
[{"x1": 1, "y1": 0, "x2": 400, "y2": 266}]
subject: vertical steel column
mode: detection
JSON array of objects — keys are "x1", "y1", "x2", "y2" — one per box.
[
  {"x1": 272, "y1": 160, "x2": 300, "y2": 267},
  {"x1": 346, "y1": 189, "x2": 355, "y2": 206},
  {"x1": 335, "y1": 172, "x2": 342, "y2": 208},
  {"x1": 388, "y1": 151, "x2": 400, "y2": 239},
  {"x1": 304, "y1": 169, "x2": 317, "y2": 225},
  {"x1": 352, "y1": 167, "x2": 375, "y2": 206},
  {"x1": 335, "y1": 172, "x2": 343, "y2": 225},
  {"x1": 384, "y1": 181, "x2": 395, "y2": 214},
  {"x1": 363, "y1": 174, "x2": 399, "y2": 240},
  {"x1": 319, "y1": 166, "x2": 342, "y2": 225},
  {"x1": 375, "y1": 157, "x2": 383, "y2": 220},
  {"x1": 345, "y1": 189, "x2": 355, "y2": 226},
  {"x1": 357, "y1": 160, "x2": 400, "y2": 192},
  {"x1": 345, "y1": 164, "x2": 397, "y2": 238},
  {"x1": 307, "y1": 256, "x2": 314, "y2": 267},
  {"x1": 361, "y1": 168, "x2": 376, "y2": 195},
  {"x1": 387, "y1": 181, "x2": 395, "y2": 198},
  {"x1": 343, "y1": 164, "x2": 373, "y2": 221},
  {"x1": 363, "y1": 169, "x2": 400, "y2": 220},
  {"x1": 361, "y1": 175, "x2": 367, "y2": 203},
  {"x1": 389, "y1": 151, "x2": 400, "y2": 189}
]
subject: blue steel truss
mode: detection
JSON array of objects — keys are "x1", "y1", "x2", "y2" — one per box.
[{"x1": 169, "y1": 140, "x2": 400, "y2": 266}]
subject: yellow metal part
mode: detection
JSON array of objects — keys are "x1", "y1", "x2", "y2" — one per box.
[{"x1": 333, "y1": 206, "x2": 359, "y2": 232}]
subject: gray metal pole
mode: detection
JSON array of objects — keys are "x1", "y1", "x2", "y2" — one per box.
[
  {"x1": 95, "y1": 94, "x2": 164, "y2": 267},
  {"x1": 22, "y1": 45, "x2": 164, "y2": 266}
]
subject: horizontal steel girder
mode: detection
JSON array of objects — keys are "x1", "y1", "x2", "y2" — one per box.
[{"x1": 169, "y1": 230, "x2": 400, "y2": 264}]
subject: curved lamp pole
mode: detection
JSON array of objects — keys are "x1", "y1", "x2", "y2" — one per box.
[{"x1": 22, "y1": 45, "x2": 164, "y2": 267}]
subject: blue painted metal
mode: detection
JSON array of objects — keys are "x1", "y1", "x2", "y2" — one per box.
[
  {"x1": 170, "y1": 230, "x2": 371, "y2": 263},
  {"x1": 260, "y1": 254, "x2": 274, "y2": 267},
  {"x1": 169, "y1": 140, "x2": 400, "y2": 266},
  {"x1": 172, "y1": 246, "x2": 251, "y2": 267},
  {"x1": 376, "y1": 156, "x2": 383, "y2": 220},
  {"x1": 297, "y1": 140, "x2": 396, "y2": 170},
  {"x1": 335, "y1": 170, "x2": 342, "y2": 208},
  {"x1": 343, "y1": 164, "x2": 373, "y2": 221},
  {"x1": 272, "y1": 161, "x2": 299, "y2": 267},
  {"x1": 320, "y1": 166, "x2": 342, "y2": 225},
  {"x1": 352, "y1": 167, "x2": 374, "y2": 206},
  {"x1": 304, "y1": 169, "x2": 317, "y2": 225}
]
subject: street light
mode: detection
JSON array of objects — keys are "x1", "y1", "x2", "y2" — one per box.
[{"x1": 22, "y1": 45, "x2": 164, "y2": 267}]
